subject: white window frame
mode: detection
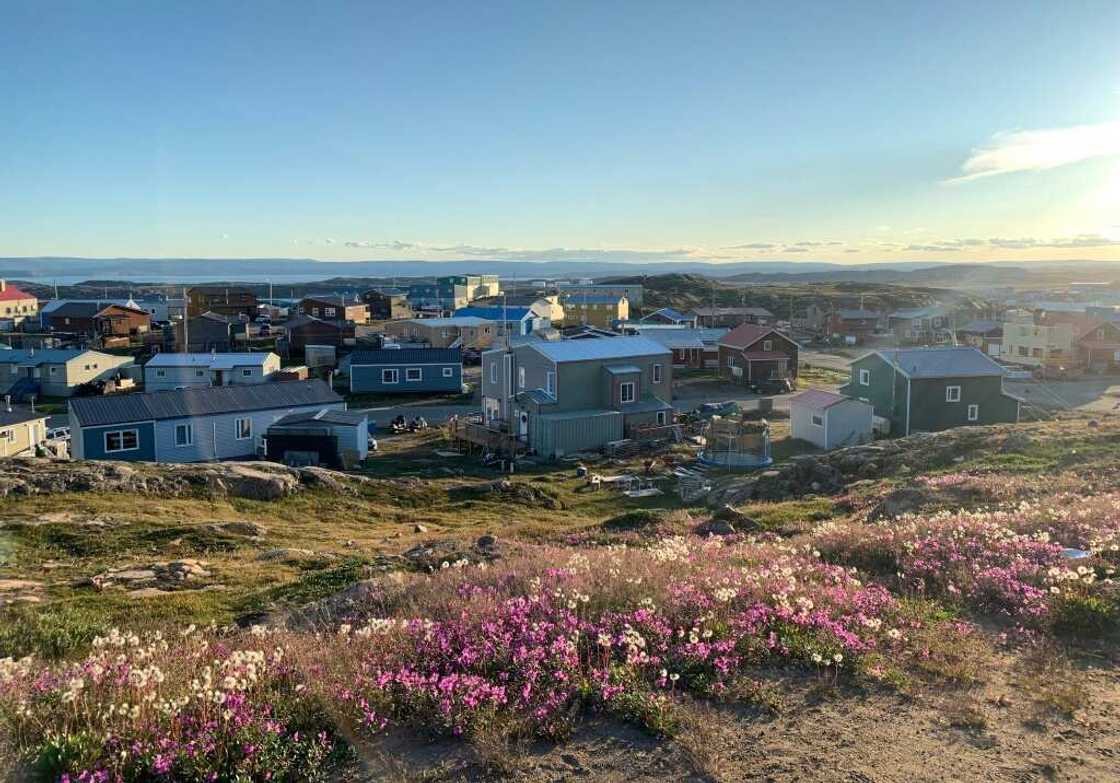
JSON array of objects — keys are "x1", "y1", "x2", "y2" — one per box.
[
  {"x1": 967, "y1": 404, "x2": 979, "y2": 422},
  {"x1": 241, "y1": 368, "x2": 253, "y2": 377},
  {"x1": 656, "y1": 410, "x2": 667, "y2": 426},
  {"x1": 545, "y1": 371, "x2": 556, "y2": 397},
  {"x1": 619, "y1": 381, "x2": 636, "y2": 404},
  {"x1": 104, "y1": 428, "x2": 139, "y2": 453},
  {"x1": 518, "y1": 366, "x2": 526, "y2": 389},
  {"x1": 174, "y1": 423, "x2": 194, "y2": 447},
  {"x1": 945, "y1": 385, "x2": 961, "y2": 403},
  {"x1": 156, "y1": 369, "x2": 165, "y2": 377},
  {"x1": 382, "y1": 368, "x2": 400, "y2": 384},
  {"x1": 405, "y1": 367, "x2": 423, "y2": 382},
  {"x1": 489, "y1": 362, "x2": 497, "y2": 384},
  {"x1": 442, "y1": 367, "x2": 454, "y2": 378},
  {"x1": 811, "y1": 413, "x2": 824, "y2": 427},
  {"x1": 859, "y1": 368, "x2": 870, "y2": 386},
  {"x1": 652, "y1": 363, "x2": 663, "y2": 384},
  {"x1": 762, "y1": 340, "x2": 773, "y2": 351},
  {"x1": 234, "y1": 417, "x2": 252, "y2": 440}
]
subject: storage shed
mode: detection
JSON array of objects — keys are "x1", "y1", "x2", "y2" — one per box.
[{"x1": 789, "y1": 389, "x2": 873, "y2": 450}]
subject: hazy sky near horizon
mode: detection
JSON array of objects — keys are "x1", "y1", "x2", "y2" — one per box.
[{"x1": 2, "y1": 0, "x2": 1119, "y2": 264}]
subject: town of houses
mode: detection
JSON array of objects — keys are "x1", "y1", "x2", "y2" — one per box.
[{"x1": 2, "y1": 272, "x2": 1120, "y2": 468}]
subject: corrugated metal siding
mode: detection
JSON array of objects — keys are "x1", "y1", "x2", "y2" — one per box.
[
  {"x1": 351, "y1": 364, "x2": 461, "y2": 393},
  {"x1": 536, "y1": 411, "x2": 623, "y2": 458},
  {"x1": 153, "y1": 402, "x2": 345, "y2": 462}
]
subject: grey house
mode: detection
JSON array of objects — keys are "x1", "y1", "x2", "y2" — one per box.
[
  {"x1": 838, "y1": 347, "x2": 1020, "y2": 435},
  {"x1": 482, "y1": 335, "x2": 673, "y2": 458},
  {"x1": 69, "y1": 380, "x2": 344, "y2": 463},
  {"x1": 0, "y1": 349, "x2": 136, "y2": 399},
  {"x1": 789, "y1": 389, "x2": 874, "y2": 450}
]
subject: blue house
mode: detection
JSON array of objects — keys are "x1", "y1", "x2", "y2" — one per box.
[
  {"x1": 639, "y1": 308, "x2": 696, "y2": 327},
  {"x1": 452, "y1": 306, "x2": 546, "y2": 336},
  {"x1": 69, "y1": 380, "x2": 344, "y2": 463},
  {"x1": 349, "y1": 348, "x2": 463, "y2": 394}
]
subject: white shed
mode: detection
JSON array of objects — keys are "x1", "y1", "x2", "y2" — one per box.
[{"x1": 789, "y1": 389, "x2": 874, "y2": 450}]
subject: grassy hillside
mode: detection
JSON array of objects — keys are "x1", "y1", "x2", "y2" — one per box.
[{"x1": 1, "y1": 417, "x2": 1118, "y2": 781}]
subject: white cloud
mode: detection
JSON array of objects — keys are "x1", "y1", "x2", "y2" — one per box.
[{"x1": 947, "y1": 120, "x2": 1120, "y2": 184}]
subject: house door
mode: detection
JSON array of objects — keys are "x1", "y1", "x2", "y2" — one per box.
[
  {"x1": 214, "y1": 370, "x2": 224, "y2": 386},
  {"x1": 518, "y1": 411, "x2": 529, "y2": 439}
]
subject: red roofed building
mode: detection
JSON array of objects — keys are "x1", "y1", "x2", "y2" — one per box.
[
  {"x1": 1077, "y1": 320, "x2": 1120, "y2": 373},
  {"x1": 717, "y1": 324, "x2": 799, "y2": 391},
  {"x1": 0, "y1": 280, "x2": 39, "y2": 326}
]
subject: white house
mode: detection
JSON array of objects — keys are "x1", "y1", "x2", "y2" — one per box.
[
  {"x1": 144, "y1": 352, "x2": 281, "y2": 391},
  {"x1": 789, "y1": 389, "x2": 874, "y2": 450}
]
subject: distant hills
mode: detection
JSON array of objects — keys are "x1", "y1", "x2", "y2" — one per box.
[{"x1": 0, "y1": 256, "x2": 1116, "y2": 287}]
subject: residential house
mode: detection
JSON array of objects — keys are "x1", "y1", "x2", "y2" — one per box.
[
  {"x1": 691, "y1": 306, "x2": 773, "y2": 328},
  {"x1": 69, "y1": 380, "x2": 343, "y2": 463},
  {"x1": 265, "y1": 408, "x2": 369, "y2": 468},
  {"x1": 825, "y1": 309, "x2": 880, "y2": 345},
  {"x1": 175, "y1": 312, "x2": 238, "y2": 352},
  {"x1": 45, "y1": 302, "x2": 151, "y2": 338},
  {"x1": 0, "y1": 348, "x2": 135, "y2": 399},
  {"x1": 957, "y1": 320, "x2": 1004, "y2": 357},
  {"x1": 1001, "y1": 311, "x2": 1074, "y2": 368},
  {"x1": 560, "y1": 294, "x2": 629, "y2": 328},
  {"x1": 481, "y1": 335, "x2": 673, "y2": 458},
  {"x1": 439, "y1": 275, "x2": 500, "y2": 300},
  {"x1": 1077, "y1": 321, "x2": 1120, "y2": 373},
  {"x1": 285, "y1": 316, "x2": 352, "y2": 353},
  {"x1": 838, "y1": 347, "x2": 1020, "y2": 436},
  {"x1": 0, "y1": 280, "x2": 39, "y2": 327},
  {"x1": 789, "y1": 390, "x2": 873, "y2": 450},
  {"x1": 887, "y1": 306, "x2": 952, "y2": 345},
  {"x1": 144, "y1": 352, "x2": 281, "y2": 391},
  {"x1": 361, "y1": 289, "x2": 413, "y2": 320},
  {"x1": 556, "y1": 282, "x2": 644, "y2": 306},
  {"x1": 349, "y1": 348, "x2": 463, "y2": 394},
  {"x1": 297, "y1": 297, "x2": 369, "y2": 324},
  {"x1": 474, "y1": 294, "x2": 564, "y2": 324},
  {"x1": 383, "y1": 317, "x2": 496, "y2": 349},
  {"x1": 453, "y1": 306, "x2": 547, "y2": 336},
  {"x1": 0, "y1": 409, "x2": 50, "y2": 457},
  {"x1": 717, "y1": 324, "x2": 799, "y2": 390},
  {"x1": 186, "y1": 286, "x2": 258, "y2": 318},
  {"x1": 627, "y1": 325, "x2": 728, "y2": 368},
  {"x1": 639, "y1": 308, "x2": 696, "y2": 327}
]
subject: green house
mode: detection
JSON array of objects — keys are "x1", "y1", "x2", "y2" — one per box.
[{"x1": 838, "y1": 347, "x2": 1020, "y2": 436}]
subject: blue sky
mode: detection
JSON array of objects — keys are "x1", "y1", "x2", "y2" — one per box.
[{"x1": 2, "y1": 0, "x2": 1119, "y2": 263}]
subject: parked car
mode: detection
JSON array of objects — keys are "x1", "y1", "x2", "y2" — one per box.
[{"x1": 46, "y1": 426, "x2": 71, "y2": 441}]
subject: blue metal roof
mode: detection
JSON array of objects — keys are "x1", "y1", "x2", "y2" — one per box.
[
  {"x1": 453, "y1": 306, "x2": 533, "y2": 321},
  {"x1": 350, "y1": 348, "x2": 462, "y2": 365},
  {"x1": 69, "y1": 380, "x2": 342, "y2": 427},
  {"x1": 528, "y1": 335, "x2": 670, "y2": 363}
]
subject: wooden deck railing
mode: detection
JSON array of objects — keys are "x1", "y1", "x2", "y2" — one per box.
[{"x1": 445, "y1": 418, "x2": 526, "y2": 455}]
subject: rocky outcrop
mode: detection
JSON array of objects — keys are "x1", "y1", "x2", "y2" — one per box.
[
  {"x1": 709, "y1": 426, "x2": 1011, "y2": 507},
  {"x1": 0, "y1": 458, "x2": 365, "y2": 501}
]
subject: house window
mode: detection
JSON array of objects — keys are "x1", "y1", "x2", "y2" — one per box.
[
  {"x1": 174, "y1": 423, "x2": 193, "y2": 447},
  {"x1": 196, "y1": 370, "x2": 205, "y2": 377},
  {"x1": 489, "y1": 362, "x2": 497, "y2": 384},
  {"x1": 859, "y1": 368, "x2": 870, "y2": 386},
  {"x1": 811, "y1": 414, "x2": 824, "y2": 427},
  {"x1": 518, "y1": 367, "x2": 526, "y2": 389},
  {"x1": 242, "y1": 369, "x2": 252, "y2": 377},
  {"x1": 967, "y1": 404, "x2": 979, "y2": 422},
  {"x1": 325, "y1": 307, "x2": 336, "y2": 317},
  {"x1": 1018, "y1": 346, "x2": 1028, "y2": 357},
  {"x1": 234, "y1": 417, "x2": 252, "y2": 440},
  {"x1": 762, "y1": 340, "x2": 772, "y2": 351},
  {"x1": 156, "y1": 370, "x2": 165, "y2": 377},
  {"x1": 546, "y1": 371, "x2": 556, "y2": 397},
  {"x1": 382, "y1": 369, "x2": 400, "y2": 384},
  {"x1": 442, "y1": 367, "x2": 454, "y2": 378},
  {"x1": 652, "y1": 364, "x2": 663, "y2": 384},
  {"x1": 945, "y1": 385, "x2": 961, "y2": 403},
  {"x1": 1, "y1": 429, "x2": 13, "y2": 443},
  {"x1": 620, "y1": 381, "x2": 636, "y2": 404},
  {"x1": 104, "y1": 429, "x2": 139, "y2": 453},
  {"x1": 405, "y1": 367, "x2": 422, "y2": 382},
  {"x1": 656, "y1": 410, "x2": 667, "y2": 426},
  {"x1": 50, "y1": 366, "x2": 58, "y2": 375}
]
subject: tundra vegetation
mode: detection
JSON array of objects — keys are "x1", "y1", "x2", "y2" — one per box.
[{"x1": 1, "y1": 417, "x2": 1118, "y2": 781}]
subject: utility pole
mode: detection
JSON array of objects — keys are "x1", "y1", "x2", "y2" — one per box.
[{"x1": 181, "y1": 286, "x2": 189, "y2": 353}]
